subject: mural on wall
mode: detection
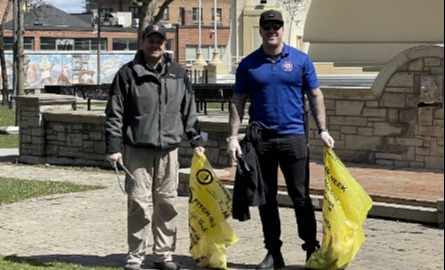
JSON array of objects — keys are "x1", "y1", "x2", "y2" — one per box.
[{"x1": 0, "y1": 52, "x2": 135, "y2": 89}]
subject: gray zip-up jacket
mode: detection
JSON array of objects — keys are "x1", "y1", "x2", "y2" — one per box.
[{"x1": 105, "y1": 50, "x2": 204, "y2": 154}]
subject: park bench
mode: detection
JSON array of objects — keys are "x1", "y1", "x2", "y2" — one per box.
[
  {"x1": 73, "y1": 84, "x2": 111, "y2": 111},
  {"x1": 192, "y1": 83, "x2": 234, "y2": 115},
  {"x1": 44, "y1": 84, "x2": 110, "y2": 110},
  {"x1": 44, "y1": 82, "x2": 237, "y2": 114}
]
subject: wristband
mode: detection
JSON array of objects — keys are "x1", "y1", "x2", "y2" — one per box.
[{"x1": 318, "y1": 128, "x2": 328, "y2": 134}]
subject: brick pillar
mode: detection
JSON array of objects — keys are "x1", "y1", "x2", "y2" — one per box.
[{"x1": 15, "y1": 94, "x2": 77, "y2": 164}]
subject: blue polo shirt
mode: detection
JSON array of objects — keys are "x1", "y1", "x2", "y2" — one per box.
[{"x1": 235, "y1": 43, "x2": 319, "y2": 134}]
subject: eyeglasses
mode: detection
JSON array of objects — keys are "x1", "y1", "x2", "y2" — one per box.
[{"x1": 261, "y1": 23, "x2": 282, "y2": 31}]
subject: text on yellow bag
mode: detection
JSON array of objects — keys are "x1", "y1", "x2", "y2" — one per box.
[
  {"x1": 189, "y1": 154, "x2": 238, "y2": 269},
  {"x1": 305, "y1": 147, "x2": 373, "y2": 270}
]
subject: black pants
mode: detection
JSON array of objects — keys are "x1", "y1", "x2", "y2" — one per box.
[{"x1": 255, "y1": 132, "x2": 317, "y2": 253}]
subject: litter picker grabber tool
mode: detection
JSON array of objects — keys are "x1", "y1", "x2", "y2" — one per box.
[{"x1": 114, "y1": 160, "x2": 134, "y2": 195}]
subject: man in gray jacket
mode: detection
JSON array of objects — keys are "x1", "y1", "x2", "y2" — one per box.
[{"x1": 105, "y1": 24, "x2": 205, "y2": 270}]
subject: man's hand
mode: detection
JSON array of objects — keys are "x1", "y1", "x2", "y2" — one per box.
[
  {"x1": 194, "y1": 146, "x2": 205, "y2": 156},
  {"x1": 227, "y1": 136, "x2": 242, "y2": 161},
  {"x1": 320, "y1": 131, "x2": 335, "y2": 148},
  {"x1": 106, "y1": 152, "x2": 122, "y2": 168}
]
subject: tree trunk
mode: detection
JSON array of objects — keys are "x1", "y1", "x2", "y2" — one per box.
[
  {"x1": 0, "y1": 0, "x2": 13, "y2": 106},
  {"x1": 16, "y1": 0, "x2": 25, "y2": 97},
  {"x1": 137, "y1": 1, "x2": 155, "y2": 44}
]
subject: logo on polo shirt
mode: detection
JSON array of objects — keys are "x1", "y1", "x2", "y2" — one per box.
[{"x1": 282, "y1": 61, "x2": 294, "y2": 72}]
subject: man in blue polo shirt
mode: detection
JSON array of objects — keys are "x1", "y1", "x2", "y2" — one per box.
[{"x1": 227, "y1": 9, "x2": 335, "y2": 270}]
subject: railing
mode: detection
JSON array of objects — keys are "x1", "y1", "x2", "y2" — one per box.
[{"x1": 186, "y1": 69, "x2": 208, "y2": 84}]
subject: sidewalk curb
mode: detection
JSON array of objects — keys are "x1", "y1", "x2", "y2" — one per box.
[{"x1": 179, "y1": 170, "x2": 442, "y2": 226}]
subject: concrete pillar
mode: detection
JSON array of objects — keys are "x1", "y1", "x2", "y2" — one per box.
[{"x1": 204, "y1": 51, "x2": 228, "y2": 83}]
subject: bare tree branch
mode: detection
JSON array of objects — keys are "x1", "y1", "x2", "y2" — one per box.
[
  {"x1": 131, "y1": 0, "x2": 176, "y2": 44},
  {"x1": 277, "y1": 0, "x2": 310, "y2": 44},
  {"x1": 153, "y1": 0, "x2": 174, "y2": 23}
]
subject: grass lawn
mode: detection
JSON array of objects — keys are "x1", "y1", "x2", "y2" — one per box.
[
  {"x1": 0, "y1": 105, "x2": 19, "y2": 148},
  {"x1": 0, "y1": 177, "x2": 110, "y2": 269},
  {"x1": 0, "y1": 177, "x2": 104, "y2": 205},
  {"x1": 1, "y1": 255, "x2": 121, "y2": 270}
]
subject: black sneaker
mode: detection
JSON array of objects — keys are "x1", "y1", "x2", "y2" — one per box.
[
  {"x1": 255, "y1": 252, "x2": 285, "y2": 270},
  {"x1": 302, "y1": 242, "x2": 320, "y2": 261},
  {"x1": 153, "y1": 261, "x2": 181, "y2": 270}
]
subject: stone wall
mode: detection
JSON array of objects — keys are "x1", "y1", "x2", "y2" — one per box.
[
  {"x1": 307, "y1": 45, "x2": 444, "y2": 170},
  {"x1": 15, "y1": 94, "x2": 238, "y2": 169},
  {"x1": 15, "y1": 45, "x2": 444, "y2": 170}
]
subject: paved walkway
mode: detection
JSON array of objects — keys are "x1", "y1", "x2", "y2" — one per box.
[
  {"x1": 0, "y1": 148, "x2": 444, "y2": 269},
  {"x1": 221, "y1": 161, "x2": 444, "y2": 207}
]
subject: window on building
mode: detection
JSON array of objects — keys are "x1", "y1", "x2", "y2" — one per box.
[
  {"x1": 161, "y1": 7, "x2": 169, "y2": 20},
  {"x1": 192, "y1": 8, "x2": 203, "y2": 21},
  {"x1": 129, "y1": 7, "x2": 139, "y2": 27},
  {"x1": 166, "y1": 39, "x2": 173, "y2": 51},
  {"x1": 179, "y1": 7, "x2": 185, "y2": 25},
  {"x1": 129, "y1": 7, "x2": 138, "y2": 20},
  {"x1": 212, "y1": 8, "x2": 222, "y2": 22},
  {"x1": 40, "y1": 38, "x2": 106, "y2": 51},
  {"x1": 89, "y1": 38, "x2": 107, "y2": 51},
  {"x1": 185, "y1": 45, "x2": 226, "y2": 67},
  {"x1": 56, "y1": 39, "x2": 75, "y2": 50},
  {"x1": 113, "y1": 39, "x2": 139, "y2": 51},
  {"x1": 2, "y1": 37, "x2": 34, "y2": 50}
]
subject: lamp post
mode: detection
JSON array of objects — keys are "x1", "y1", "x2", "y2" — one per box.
[
  {"x1": 213, "y1": 0, "x2": 217, "y2": 51},
  {"x1": 198, "y1": 0, "x2": 202, "y2": 52},
  {"x1": 95, "y1": 13, "x2": 101, "y2": 85}
]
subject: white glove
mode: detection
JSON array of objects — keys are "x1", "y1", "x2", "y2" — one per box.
[
  {"x1": 194, "y1": 146, "x2": 205, "y2": 156},
  {"x1": 106, "y1": 152, "x2": 122, "y2": 168},
  {"x1": 320, "y1": 131, "x2": 335, "y2": 148},
  {"x1": 227, "y1": 136, "x2": 242, "y2": 161}
]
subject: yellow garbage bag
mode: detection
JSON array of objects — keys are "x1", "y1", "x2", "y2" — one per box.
[
  {"x1": 189, "y1": 154, "x2": 238, "y2": 269},
  {"x1": 305, "y1": 147, "x2": 373, "y2": 270}
]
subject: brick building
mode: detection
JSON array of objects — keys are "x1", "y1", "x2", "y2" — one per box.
[{"x1": 1, "y1": 0, "x2": 231, "y2": 68}]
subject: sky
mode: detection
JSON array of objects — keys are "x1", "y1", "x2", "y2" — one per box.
[{"x1": 51, "y1": 0, "x2": 85, "y2": 14}]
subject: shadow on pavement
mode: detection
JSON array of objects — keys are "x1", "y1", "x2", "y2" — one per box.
[
  {"x1": 5, "y1": 253, "x2": 125, "y2": 268},
  {"x1": 5, "y1": 254, "x2": 308, "y2": 269}
]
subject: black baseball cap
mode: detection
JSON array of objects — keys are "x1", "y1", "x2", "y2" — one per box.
[
  {"x1": 142, "y1": 24, "x2": 167, "y2": 39},
  {"x1": 260, "y1": 10, "x2": 283, "y2": 24}
]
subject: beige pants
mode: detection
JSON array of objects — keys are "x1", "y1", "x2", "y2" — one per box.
[{"x1": 123, "y1": 145, "x2": 179, "y2": 264}]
